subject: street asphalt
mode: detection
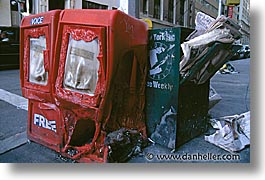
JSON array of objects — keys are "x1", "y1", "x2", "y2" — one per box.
[{"x1": 0, "y1": 58, "x2": 250, "y2": 163}]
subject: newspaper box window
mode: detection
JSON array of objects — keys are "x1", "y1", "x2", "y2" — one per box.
[
  {"x1": 63, "y1": 35, "x2": 99, "y2": 95},
  {"x1": 22, "y1": 27, "x2": 50, "y2": 91},
  {"x1": 55, "y1": 25, "x2": 105, "y2": 107},
  {"x1": 29, "y1": 35, "x2": 48, "y2": 85}
]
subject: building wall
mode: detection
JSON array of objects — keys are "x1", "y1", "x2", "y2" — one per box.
[
  {"x1": 1, "y1": 0, "x2": 196, "y2": 29},
  {"x1": 195, "y1": 0, "x2": 240, "y2": 24},
  {"x1": 81, "y1": 0, "x2": 120, "y2": 10},
  {"x1": 0, "y1": 0, "x2": 12, "y2": 26},
  {"x1": 195, "y1": 0, "x2": 219, "y2": 19},
  {"x1": 238, "y1": 0, "x2": 250, "y2": 44},
  {"x1": 139, "y1": 0, "x2": 196, "y2": 28},
  {"x1": 0, "y1": 0, "x2": 250, "y2": 44},
  {"x1": 231, "y1": 5, "x2": 239, "y2": 23}
]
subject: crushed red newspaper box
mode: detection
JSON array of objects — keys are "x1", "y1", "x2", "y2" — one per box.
[{"x1": 20, "y1": 9, "x2": 148, "y2": 162}]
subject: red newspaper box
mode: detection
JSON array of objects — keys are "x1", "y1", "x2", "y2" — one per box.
[
  {"x1": 20, "y1": 10, "x2": 61, "y2": 102},
  {"x1": 52, "y1": 10, "x2": 148, "y2": 162},
  {"x1": 20, "y1": 10, "x2": 64, "y2": 153}
]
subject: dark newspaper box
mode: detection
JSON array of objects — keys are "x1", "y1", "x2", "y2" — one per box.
[{"x1": 146, "y1": 27, "x2": 209, "y2": 149}]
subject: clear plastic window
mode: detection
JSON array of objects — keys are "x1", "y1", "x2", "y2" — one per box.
[
  {"x1": 29, "y1": 36, "x2": 48, "y2": 85},
  {"x1": 63, "y1": 35, "x2": 100, "y2": 96}
]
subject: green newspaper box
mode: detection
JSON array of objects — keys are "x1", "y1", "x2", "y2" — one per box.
[
  {"x1": 146, "y1": 28, "x2": 180, "y2": 149},
  {"x1": 146, "y1": 27, "x2": 209, "y2": 149}
]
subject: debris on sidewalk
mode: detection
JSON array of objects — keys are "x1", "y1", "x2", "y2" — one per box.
[
  {"x1": 150, "y1": 106, "x2": 177, "y2": 149},
  {"x1": 104, "y1": 128, "x2": 148, "y2": 163},
  {"x1": 209, "y1": 85, "x2": 222, "y2": 109},
  {"x1": 179, "y1": 12, "x2": 241, "y2": 85},
  {"x1": 219, "y1": 62, "x2": 239, "y2": 74},
  {"x1": 205, "y1": 111, "x2": 250, "y2": 152}
]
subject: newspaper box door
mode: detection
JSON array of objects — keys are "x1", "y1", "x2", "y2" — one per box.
[
  {"x1": 55, "y1": 25, "x2": 106, "y2": 108},
  {"x1": 20, "y1": 10, "x2": 61, "y2": 101},
  {"x1": 23, "y1": 27, "x2": 49, "y2": 91}
]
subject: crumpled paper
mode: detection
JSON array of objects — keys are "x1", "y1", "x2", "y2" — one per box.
[
  {"x1": 64, "y1": 36, "x2": 99, "y2": 95},
  {"x1": 179, "y1": 12, "x2": 241, "y2": 85},
  {"x1": 205, "y1": 111, "x2": 250, "y2": 152},
  {"x1": 29, "y1": 36, "x2": 48, "y2": 85}
]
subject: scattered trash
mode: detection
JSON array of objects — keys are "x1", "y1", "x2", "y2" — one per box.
[
  {"x1": 179, "y1": 12, "x2": 241, "y2": 85},
  {"x1": 209, "y1": 85, "x2": 222, "y2": 109},
  {"x1": 194, "y1": 12, "x2": 215, "y2": 32},
  {"x1": 150, "y1": 106, "x2": 177, "y2": 149},
  {"x1": 104, "y1": 128, "x2": 148, "y2": 163},
  {"x1": 219, "y1": 62, "x2": 239, "y2": 74},
  {"x1": 205, "y1": 111, "x2": 250, "y2": 152},
  {"x1": 56, "y1": 153, "x2": 76, "y2": 163}
]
